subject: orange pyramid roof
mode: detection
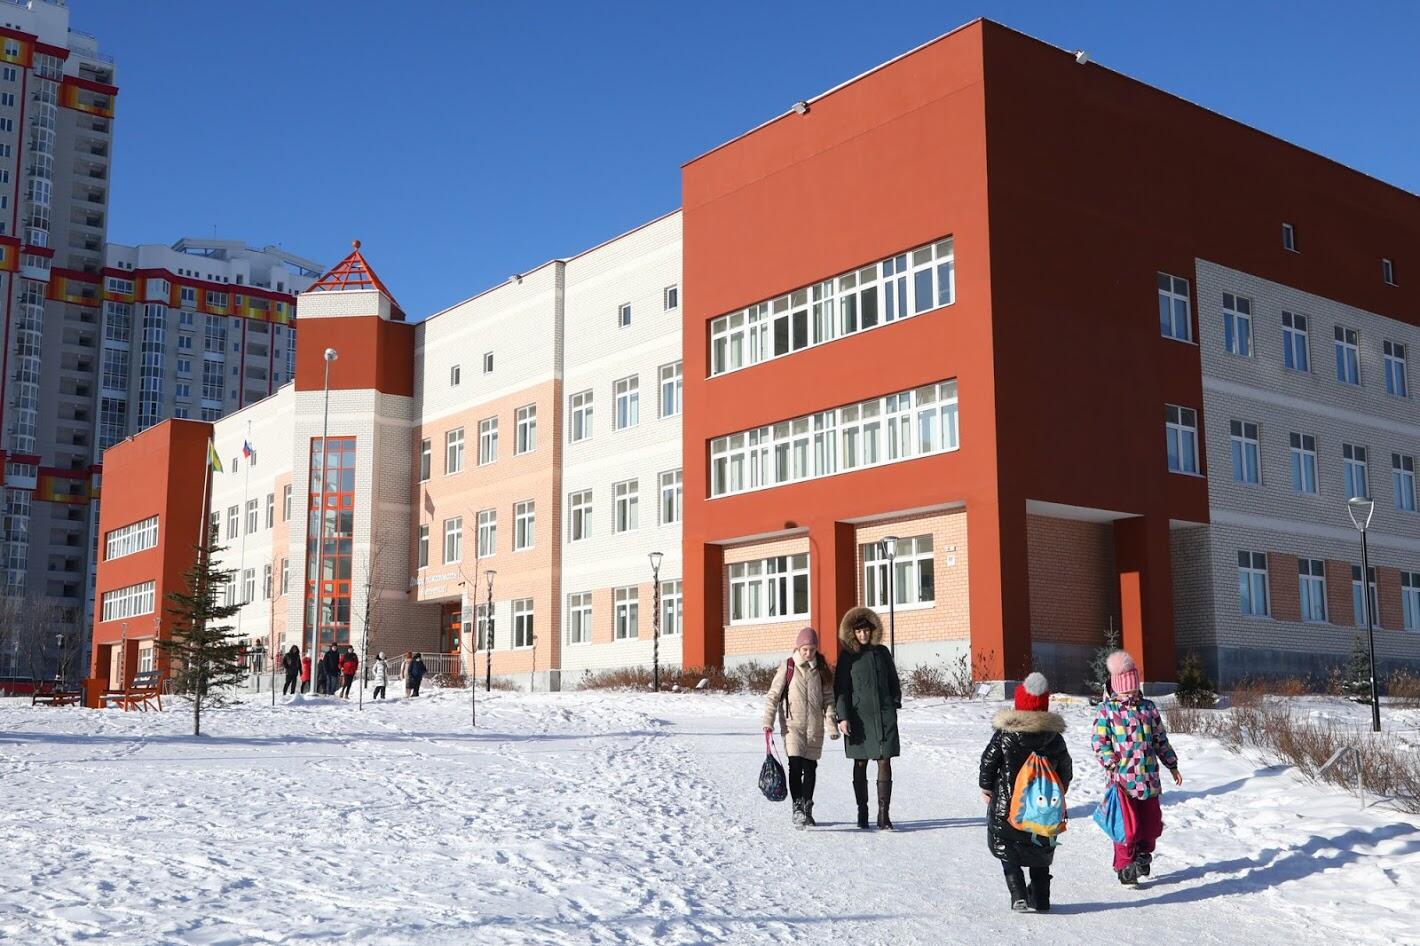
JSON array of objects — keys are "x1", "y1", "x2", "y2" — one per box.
[{"x1": 306, "y1": 240, "x2": 402, "y2": 314}]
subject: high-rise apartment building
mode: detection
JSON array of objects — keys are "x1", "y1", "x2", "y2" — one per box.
[{"x1": 0, "y1": 0, "x2": 116, "y2": 641}]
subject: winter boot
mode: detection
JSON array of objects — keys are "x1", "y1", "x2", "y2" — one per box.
[
  {"x1": 801, "y1": 800, "x2": 817, "y2": 827},
  {"x1": 1004, "y1": 868, "x2": 1029, "y2": 912},
  {"x1": 791, "y1": 801, "x2": 807, "y2": 829},
  {"x1": 853, "y1": 772, "x2": 870, "y2": 829},
  {"x1": 1135, "y1": 852, "x2": 1153, "y2": 877},
  {"x1": 1026, "y1": 868, "x2": 1051, "y2": 913},
  {"x1": 876, "y1": 779, "x2": 894, "y2": 830},
  {"x1": 1118, "y1": 861, "x2": 1141, "y2": 886}
]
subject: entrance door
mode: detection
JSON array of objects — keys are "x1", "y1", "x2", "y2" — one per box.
[{"x1": 107, "y1": 645, "x2": 123, "y2": 690}]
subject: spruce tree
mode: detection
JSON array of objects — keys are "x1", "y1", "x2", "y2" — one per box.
[
  {"x1": 1087, "y1": 619, "x2": 1122, "y2": 700},
  {"x1": 1338, "y1": 636, "x2": 1374, "y2": 703},
  {"x1": 157, "y1": 531, "x2": 246, "y2": 735},
  {"x1": 1174, "y1": 651, "x2": 1217, "y2": 707}
]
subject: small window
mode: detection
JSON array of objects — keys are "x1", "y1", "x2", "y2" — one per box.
[
  {"x1": 664, "y1": 285, "x2": 679, "y2": 310},
  {"x1": 514, "y1": 500, "x2": 535, "y2": 551},
  {"x1": 1222, "y1": 292, "x2": 1252, "y2": 357},
  {"x1": 1282, "y1": 223, "x2": 1297, "y2": 252},
  {"x1": 1229, "y1": 420, "x2": 1261, "y2": 485},
  {"x1": 1237, "y1": 551, "x2": 1269, "y2": 617},
  {"x1": 450, "y1": 364, "x2": 461, "y2": 387},
  {"x1": 482, "y1": 352, "x2": 493, "y2": 373},
  {"x1": 515, "y1": 404, "x2": 537, "y2": 454},
  {"x1": 1165, "y1": 404, "x2": 1199, "y2": 475},
  {"x1": 1382, "y1": 258, "x2": 1396, "y2": 286},
  {"x1": 1383, "y1": 341, "x2": 1408, "y2": 398},
  {"x1": 1157, "y1": 273, "x2": 1191, "y2": 342},
  {"x1": 418, "y1": 438, "x2": 431, "y2": 482},
  {"x1": 569, "y1": 390, "x2": 593, "y2": 443},
  {"x1": 618, "y1": 303, "x2": 632, "y2": 328}
]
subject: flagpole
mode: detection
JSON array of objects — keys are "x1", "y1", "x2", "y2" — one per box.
[{"x1": 237, "y1": 421, "x2": 251, "y2": 655}]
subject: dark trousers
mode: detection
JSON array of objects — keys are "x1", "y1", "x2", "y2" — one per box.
[
  {"x1": 340, "y1": 674, "x2": 354, "y2": 698},
  {"x1": 1002, "y1": 861, "x2": 1050, "y2": 895},
  {"x1": 408, "y1": 678, "x2": 422, "y2": 697},
  {"x1": 787, "y1": 756, "x2": 818, "y2": 804},
  {"x1": 282, "y1": 673, "x2": 297, "y2": 695},
  {"x1": 300, "y1": 679, "x2": 310, "y2": 694},
  {"x1": 373, "y1": 685, "x2": 386, "y2": 700}
]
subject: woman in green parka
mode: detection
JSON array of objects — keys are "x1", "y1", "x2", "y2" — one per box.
[{"x1": 834, "y1": 606, "x2": 902, "y2": 830}]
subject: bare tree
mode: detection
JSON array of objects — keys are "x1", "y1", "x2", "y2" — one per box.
[
  {"x1": 10, "y1": 597, "x2": 81, "y2": 684},
  {"x1": 356, "y1": 541, "x2": 388, "y2": 709}
]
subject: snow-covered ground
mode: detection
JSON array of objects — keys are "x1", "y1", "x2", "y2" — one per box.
[{"x1": 2, "y1": 689, "x2": 1418, "y2": 945}]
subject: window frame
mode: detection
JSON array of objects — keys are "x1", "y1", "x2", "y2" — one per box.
[
  {"x1": 1229, "y1": 419, "x2": 1262, "y2": 486},
  {"x1": 478, "y1": 417, "x2": 499, "y2": 466},
  {"x1": 658, "y1": 468, "x2": 683, "y2": 525},
  {"x1": 1165, "y1": 404, "x2": 1200, "y2": 476},
  {"x1": 513, "y1": 500, "x2": 535, "y2": 551},
  {"x1": 1334, "y1": 326, "x2": 1361, "y2": 385},
  {"x1": 515, "y1": 404, "x2": 537, "y2": 455},
  {"x1": 476, "y1": 508, "x2": 497, "y2": 559},
  {"x1": 1383, "y1": 340, "x2": 1408, "y2": 398},
  {"x1": 614, "y1": 586, "x2": 639, "y2": 640},
  {"x1": 569, "y1": 390, "x2": 593, "y2": 443},
  {"x1": 612, "y1": 479, "x2": 639, "y2": 534},
  {"x1": 1281, "y1": 311, "x2": 1310, "y2": 373},
  {"x1": 567, "y1": 592, "x2": 593, "y2": 645},
  {"x1": 1343, "y1": 443, "x2": 1369, "y2": 500},
  {"x1": 512, "y1": 599, "x2": 534, "y2": 649},
  {"x1": 445, "y1": 427, "x2": 465, "y2": 475},
  {"x1": 1237, "y1": 550, "x2": 1270, "y2": 618},
  {"x1": 568, "y1": 489, "x2": 592, "y2": 543},
  {"x1": 862, "y1": 535, "x2": 935, "y2": 610},
  {"x1": 1393, "y1": 453, "x2": 1417, "y2": 513},
  {"x1": 613, "y1": 376, "x2": 640, "y2": 431},
  {"x1": 1289, "y1": 432, "x2": 1319, "y2": 495},
  {"x1": 1222, "y1": 292, "x2": 1253, "y2": 357},
  {"x1": 1299, "y1": 559, "x2": 1327, "y2": 623},
  {"x1": 658, "y1": 362, "x2": 683, "y2": 418},
  {"x1": 443, "y1": 516, "x2": 462, "y2": 564}
]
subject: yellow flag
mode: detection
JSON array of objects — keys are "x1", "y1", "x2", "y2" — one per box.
[{"x1": 207, "y1": 438, "x2": 224, "y2": 473}]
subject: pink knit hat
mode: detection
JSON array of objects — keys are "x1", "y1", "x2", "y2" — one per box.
[
  {"x1": 794, "y1": 626, "x2": 819, "y2": 650},
  {"x1": 1108, "y1": 650, "x2": 1141, "y2": 694}
]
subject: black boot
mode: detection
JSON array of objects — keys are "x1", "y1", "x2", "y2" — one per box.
[
  {"x1": 801, "y1": 800, "x2": 816, "y2": 827},
  {"x1": 876, "y1": 779, "x2": 894, "y2": 830},
  {"x1": 1004, "y1": 868, "x2": 1029, "y2": 912},
  {"x1": 853, "y1": 772, "x2": 869, "y2": 829},
  {"x1": 1027, "y1": 867, "x2": 1051, "y2": 912},
  {"x1": 1135, "y1": 852, "x2": 1152, "y2": 876}
]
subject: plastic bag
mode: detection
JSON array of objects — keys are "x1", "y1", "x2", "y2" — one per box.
[
  {"x1": 1093, "y1": 780, "x2": 1127, "y2": 844},
  {"x1": 758, "y1": 732, "x2": 787, "y2": 802}
]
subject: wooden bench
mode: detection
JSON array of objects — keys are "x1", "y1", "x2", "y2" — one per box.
[
  {"x1": 114, "y1": 669, "x2": 163, "y2": 712},
  {"x1": 31, "y1": 681, "x2": 83, "y2": 707}
]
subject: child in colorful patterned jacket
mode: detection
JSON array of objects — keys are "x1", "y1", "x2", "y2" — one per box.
[{"x1": 1090, "y1": 650, "x2": 1183, "y2": 885}]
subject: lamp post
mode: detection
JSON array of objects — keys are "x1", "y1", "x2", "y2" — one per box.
[
  {"x1": 54, "y1": 633, "x2": 63, "y2": 682},
  {"x1": 649, "y1": 551, "x2": 663, "y2": 692},
  {"x1": 119, "y1": 621, "x2": 128, "y2": 691},
  {"x1": 1346, "y1": 496, "x2": 1381, "y2": 732},
  {"x1": 484, "y1": 569, "x2": 496, "y2": 693},
  {"x1": 881, "y1": 535, "x2": 899, "y2": 658},
  {"x1": 310, "y1": 347, "x2": 337, "y2": 696}
]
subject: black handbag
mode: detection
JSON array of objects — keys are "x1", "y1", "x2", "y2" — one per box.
[{"x1": 758, "y1": 731, "x2": 787, "y2": 802}]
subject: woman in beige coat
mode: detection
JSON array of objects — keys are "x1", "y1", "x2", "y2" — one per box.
[{"x1": 761, "y1": 626, "x2": 839, "y2": 828}]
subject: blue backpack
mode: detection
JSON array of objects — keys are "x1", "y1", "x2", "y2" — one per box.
[{"x1": 1008, "y1": 752, "x2": 1068, "y2": 837}]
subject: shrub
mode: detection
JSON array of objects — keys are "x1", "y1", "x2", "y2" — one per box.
[
  {"x1": 1174, "y1": 651, "x2": 1217, "y2": 708},
  {"x1": 1085, "y1": 621, "x2": 1122, "y2": 697},
  {"x1": 1334, "y1": 637, "x2": 1377, "y2": 703},
  {"x1": 1385, "y1": 668, "x2": 1420, "y2": 708},
  {"x1": 905, "y1": 652, "x2": 973, "y2": 698}
]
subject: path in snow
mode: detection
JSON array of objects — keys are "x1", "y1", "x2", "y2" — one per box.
[{"x1": 1, "y1": 690, "x2": 1417, "y2": 945}]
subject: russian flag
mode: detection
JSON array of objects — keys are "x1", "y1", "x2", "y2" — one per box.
[{"x1": 242, "y1": 440, "x2": 254, "y2": 459}]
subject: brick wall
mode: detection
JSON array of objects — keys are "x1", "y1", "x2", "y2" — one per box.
[
  {"x1": 853, "y1": 509, "x2": 970, "y2": 646},
  {"x1": 1025, "y1": 515, "x2": 1118, "y2": 646}
]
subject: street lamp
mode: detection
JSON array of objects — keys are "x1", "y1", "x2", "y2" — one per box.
[
  {"x1": 54, "y1": 633, "x2": 64, "y2": 682},
  {"x1": 1346, "y1": 496, "x2": 1380, "y2": 732},
  {"x1": 649, "y1": 551, "x2": 664, "y2": 692},
  {"x1": 309, "y1": 347, "x2": 337, "y2": 696},
  {"x1": 484, "y1": 569, "x2": 496, "y2": 693},
  {"x1": 881, "y1": 536, "x2": 899, "y2": 658}
]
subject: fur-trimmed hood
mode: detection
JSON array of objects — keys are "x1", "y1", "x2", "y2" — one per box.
[
  {"x1": 838, "y1": 606, "x2": 883, "y2": 653},
  {"x1": 991, "y1": 709, "x2": 1066, "y2": 733}
]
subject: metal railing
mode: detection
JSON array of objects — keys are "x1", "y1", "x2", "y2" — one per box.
[{"x1": 1318, "y1": 745, "x2": 1365, "y2": 809}]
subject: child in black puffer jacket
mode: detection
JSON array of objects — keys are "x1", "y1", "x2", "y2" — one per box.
[{"x1": 979, "y1": 672, "x2": 1073, "y2": 913}]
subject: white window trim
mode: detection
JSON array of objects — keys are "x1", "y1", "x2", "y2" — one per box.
[
  {"x1": 727, "y1": 554, "x2": 811, "y2": 626},
  {"x1": 567, "y1": 592, "x2": 593, "y2": 646}
]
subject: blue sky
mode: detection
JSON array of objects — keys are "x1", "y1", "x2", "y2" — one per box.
[{"x1": 81, "y1": 1, "x2": 1418, "y2": 321}]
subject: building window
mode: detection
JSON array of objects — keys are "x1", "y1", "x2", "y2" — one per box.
[
  {"x1": 1353, "y1": 565, "x2": 1378, "y2": 627},
  {"x1": 245, "y1": 499, "x2": 259, "y2": 534},
  {"x1": 569, "y1": 490, "x2": 592, "y2": 542},
  {"x1": 1394, "y1": 454, "x2": 1417, "y2": 513},
  {"x1": 659, "y1": 469, "x2": 683, "y2": 525},
  {"x1": 242, "y1": 568, "x2": 256, "y2": 605},
  {"x1": 515, "y1": 404, "x2": 536, "y2": 454},
  {"x1": 283, "y1": 484, "x2": 292, "y2": 521},
  {"x1": 1157, "y1": 273, "x2": 1191, "y2": 342},
  {"x1": 450, "y1": 364, "x2": 461, "y2": 387},
  {"x1": 100, "y1": 581, "x2": 156, "y2": 622},
  {"x1": 1, "y1": 67, "x2": 14, "y2": 82},
  {"x1": 728, "y1": 554, "x2": 810, "y2": 624},
  {"x1": 443, "y1": 516, "x2": 462, "y2": 563},
  {"x1": 618, "y1": 302, "x2": 632, "y2": 328},
  {"x1": 419, "y1": 438, "x2": 431, "y2": 482},
  {"x1": 659, "y1": 362, "x2": 683, "y2": 418},
  {"x1": 614, "y1": 376, "x2": 639, "y2": 430},
  {"x1": 1343, "y1": 443, "x2": 1369, "y2": 499},
  {"x1": 1229, "y1": 420, "x2": 1261, "y2": 485},
  {"x1": 1222, "y1": 292, "x2": 1252, "y2": 356},
  {"x1": 614, "y1": 586, "x2": 639, "y2": 639},
  {"x1": 1281, "y1": 311, "x2": 1309, "y2": 372},
  {"x1": 105, "y1": 515, "x2": 159, "y2": 561},
  {"x1": 263, "y1": 563, "x2": 273, "y2": 600},
  {"x1": 710, "y1": 380, "x2": 958, "y2": 498},
  {"x1": 1402, "y1": 573, "x2": 1420, "y2": 631},
  {"x1": 1384, "y1": 340, "x2": 1408, "y2": 398},
  {"x1": 227, "y1": 505, "x2": 239, "y2": 539},
  {"x1": 483, "y1": 352, "x2": 493, "y2": 373},
  {"x1": 1335, "y1": 326, "x2": 1360, "y2": 385},
  {"x1": 514, "y1": 500, "x2": 535, "y2": 550},
  {"x1": 418, "y1": 524, "x2": 429, "y2": 568},
  {"x1": 512, "y1": 599, "x2": 534, "y2": 649},
  {"x1": 1299, "y1": 559, "x2": 1327, "y2": 623},
  {"x1": 478, "y1": 417, "x2": 499, "y2": 465},
  {"x1": 281, "y1": 558, "x2": 290, "y2": 595},
  {"x1": 664, "y1": 285, "x2": 679, "y2": 310},
  {"x1": 305, "y1": 438, "x2": 357, "y2": 645},
  {"x1": 661, "y1": 579, "x2": 683, "y2": 636},
  {"x1": 709, "y1": 238, "x2": 954, "y2": 376},
  {"x1": 567, "y1": 592, "x2": 592, "y2": 644},
  {"x1": 862, "y1": 536, "x2": 934, "y2": 609},
  {"x1": 446, "y1": 427, "x2": 465, "y2": 474},
  {"x1": 474, "y1": 604, "x2": 490, "y2": 650},
  {"x1": 1237, "y1": 551, "x2": 1269, "y2": 617},
  {"x1": 1165, "y1": 405, "x2": 1199, "y2": 475},
  {"x1": 613, "y1": 479, "x2": 639, "y2": 533},
  {"x1": 477, "y1": 509, "x2": 497, "y2": 558},
  {"x1": 1282, "y1": 222, "x2": 1297, "y2": 252},
  {"x1": 1383, "y1": 258, "x2": 1396, "y2": 286},
  {"x1": 1289, "y1": 433, "x2": 1318, "y2": 494},
  {"x1": 569, "y1": 390, "x2": 593, "y2": 443}
]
